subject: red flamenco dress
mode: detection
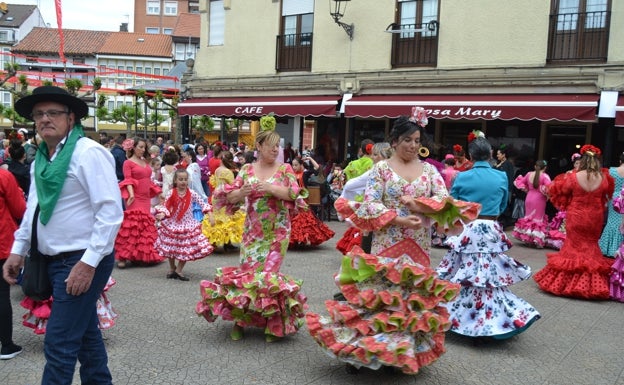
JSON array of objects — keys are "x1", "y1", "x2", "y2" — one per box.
[
  {"x1": 288, "y1": 173, "x2": 335, "y2": 248},
  {"x1": 115, "y1": 160, "x2": 164, "y2": 265},
  {"x1": 534, "y1": 169, "x2": 614, "y2": 299},
  {"x1": 306, "y1": 239, "x2": 460, "y2": 374}
]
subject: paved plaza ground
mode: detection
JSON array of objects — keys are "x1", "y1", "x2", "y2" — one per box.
[{"x1": 1, "y1": 220, "x2": 623, "y2": 385}]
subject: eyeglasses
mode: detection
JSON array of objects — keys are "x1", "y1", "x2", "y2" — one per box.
[{"x1": 31, "y1": 110, "x2": 69, "y2": 120}]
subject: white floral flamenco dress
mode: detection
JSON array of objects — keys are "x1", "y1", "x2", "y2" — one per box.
[
  {"x1": 306, "y1": 239, "x2": 460, "y2": 374},
  {"x1": 437, "y1": 220, "x2": 541, "y2": 339}
]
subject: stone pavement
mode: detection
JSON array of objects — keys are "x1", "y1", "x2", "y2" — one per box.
[{"x1": 1, "y1": 220, "x2": 623, "y2": 385}]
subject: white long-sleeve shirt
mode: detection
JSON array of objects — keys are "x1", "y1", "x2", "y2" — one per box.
[{"x1": 11, "y1": 136, "x2": 123, "y2": 267}]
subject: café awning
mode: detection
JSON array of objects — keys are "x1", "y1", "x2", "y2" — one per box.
[
  {"x1": 342, "y1": 94, "x2": 599, "y2": 122},
  {"x1": 178, "y1": 95, "x2": 340, "y2": 117},
  {"x1": 616, "y1": 94, "x2": 624, "y2": 127}
]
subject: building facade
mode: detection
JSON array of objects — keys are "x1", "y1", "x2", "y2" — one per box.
[
  {"x1": 180, "y1": 0, "x2": 624, "y2": 169},
  {"x1": 134, "y1": 0, "x2": 199, "y2": 34}
]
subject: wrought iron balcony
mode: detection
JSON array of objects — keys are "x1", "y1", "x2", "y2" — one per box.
[
  {"x1": 547, "y1": 10, "x2": 610, "y2": 64},
  {"x1": 275, "y1": 32, "x2": 313, "y2": 72}
]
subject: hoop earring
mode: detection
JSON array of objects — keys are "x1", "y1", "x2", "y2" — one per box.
[{"x1": 418, "y1": 146, "x2": 430, "y2": 158}]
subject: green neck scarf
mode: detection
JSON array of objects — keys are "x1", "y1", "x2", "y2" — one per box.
[{"x1": 35, "y1": 125, "x2": 84, "y2": 225}]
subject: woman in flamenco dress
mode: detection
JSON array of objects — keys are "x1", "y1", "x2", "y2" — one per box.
[
  {"x1": 436, "y1": 131, "x2": 540, "y2": 340},
  {"x1": 201, "y1": 151, "x2": 245, "y2": 251},
  {"x1": 512, "y1": 160, "x2": 552, "y2": 248},
  {"x1": 335, "y1": 142, "x2": 393, "y2": 255},
  {"x1": 609, "y1": 184, "x2": 624, "y2": 302},
  {"x1": 534, "y1": 144, "x2": 614, "y2": 300},
  {"x1": 544, "y1": 153, "x2": 581, "y2": 250},
  {"x1": 289, "y1": 156, "x2": 335, "y2": 248},
  {"x1": 598, "y1": 152, "x2": 624, "y2": 258},
  {"x1": 309, "y1": 108, "x2": 462, "y2": 375},
  {"x1": 196, "y1": 116, "x2": 308, "y2": 342},
  {"x1": 114, "y1": 137, "x2": 164, "y2": 268}
]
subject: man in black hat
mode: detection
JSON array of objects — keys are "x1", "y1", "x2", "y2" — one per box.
[{"x1": 2, "y1": 86, "x2": 123, "y2": 384}]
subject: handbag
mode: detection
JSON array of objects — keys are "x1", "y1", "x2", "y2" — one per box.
[{"x1": 21, "y1": 205, "x2": 53, "y2": 301}]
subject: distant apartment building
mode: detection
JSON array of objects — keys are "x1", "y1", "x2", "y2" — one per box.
[
  {"x1": 12, "y1": 27, "x2": 175, "y2": 135},
  {"x1": 134, "y1": 0, "x2": 199, "y2": 35},
  {"x1": 0, "y1": 3, "x2": 45, "y2": 127}
]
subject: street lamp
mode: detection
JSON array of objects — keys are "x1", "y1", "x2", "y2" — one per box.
[{"x1": 329, "y1": 0, "x2": 354, "y2": 40}]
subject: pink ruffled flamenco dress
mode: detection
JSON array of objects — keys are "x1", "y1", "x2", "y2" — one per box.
[
  {"x1": 306, "y1": 239, "x2": 460, "y2": 374},
  {"x1": 609, "y1": 188, "x2": 624, "y2": 302}
]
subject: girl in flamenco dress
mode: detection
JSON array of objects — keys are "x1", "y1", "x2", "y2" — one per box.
[
  {"x1": 512, "y1": 160, "x2": 552, "y2": 248},
  {"x1": 609, "y1": 184, "x2": 624, "y2": 302},
  {"x1": 544, "y1": 153, "x2": 581, "y2": 250},
  {"x1": 335, "y1": 142, "x2": 393, "y2": 255},
  {"x1": 436, "y1": 131, "x2": 540, "y2": 340},
  {"x1": 288, "y1": 156, "x2": 335, "y2": 248},
  {"x1": 534, "y1": 145, "x2": 614, "y2": 300},
  {"x1": 311, "y1": 108, "x2": 461, "y2": 374},
  {"x1": 196, "y1": 117, "x2": 308, "y2": 342},
  {"x1": 21, "y1": 277, "x2": 119, "y2": 335},
  {"x1": 114, "y1": 138, "x2": 164, "y2": 268},
  {"x1": 154, "y1": 168, "x2": 214, "y2": 281},
  {"x1": 201, "y1": 151, "x2": 245, "y2": 251},
  {"x1": 598, "y1": 152, "x2": 624, "y2": 258}
]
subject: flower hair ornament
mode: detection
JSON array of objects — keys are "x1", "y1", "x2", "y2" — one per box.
[
  {"x1": 409, "y1": 106, "x2": 429, "y2": 128},
  {"x1": 365, "y1": 143, "x2": 374, "y2": 155},
  {"x1": 452, "y1": 144, "x2": 463, "y2": 154},
  {"x1": 467, "y1": 130, "x2": 485, "y2": 143},
  {"x1": 122, "y1": 138, "x2": 134, "y2": 151},
  {"x1": 259, "y1": 112, "x2": 276, "y2": 132},
  {"x1": 580, "y1": 144, "x2": 601, "y2": 157},
  {"x1": 570, "y1": 153, "x2": 581, "y2": 162}
]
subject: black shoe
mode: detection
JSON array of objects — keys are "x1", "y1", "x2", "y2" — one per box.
[
  {"x1": 0, "y1": 344, "x2": 22, "y2": 360},
  {"x1": 177, "y1": 274, "x2": 190, "y2": 281},
  {"x1": 166, "y1": 271, "x2": 177, "y2": 279}
]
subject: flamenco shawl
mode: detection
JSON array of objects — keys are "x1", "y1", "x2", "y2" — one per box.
[
  {"x1": 306, "y1": 239, "x2": 460, "y2": 374},
  {"x1": 166, "y1": 189, "x2": 192, "y2": 221},
  {"x1": 196, "y1": 251, "x2": 308, "y2": 337},
  {"x1": 412, "y1": 196, "x2": 481, "y2": 235}
]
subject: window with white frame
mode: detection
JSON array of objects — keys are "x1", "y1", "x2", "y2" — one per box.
[
  {"x1": 175, "y1": 44, "x2": 186, "y2": 60},
  {"x1": 0, "y1": 47, "x2": 10, "y2": 69},
  {"x1": 1, "y1": 91, "x2": 11, "y2": 108},
  {"x1": 163, "y1": 28, "x2": 173, "y2": 35},
  {"x1": 209, "y1": 0, "x2": 224, "y2": 46},
  {"x1": 147, "y1": 0, "x2": 160, "y2": 15},
  {"x1": 164, "y1": 1, "x2": 178, "y2": 16},
  {"x1": 146, "y1": 27, "x2": 159, "y2": 34}
]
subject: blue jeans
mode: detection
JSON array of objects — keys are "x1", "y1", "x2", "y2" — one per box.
[{"x1": 42, "y1": 252, "x2": 114, "y2": 385}]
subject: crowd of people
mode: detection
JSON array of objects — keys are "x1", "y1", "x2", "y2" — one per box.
[{"x1": 1, "y1": 85, "x2": 623, "y2": 382}]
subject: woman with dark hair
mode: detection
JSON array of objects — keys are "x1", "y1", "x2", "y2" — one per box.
[
  {"x1": 7, "y1": 139, "x2": 29, "y2": 199},
  {"x1": 114, "y1": 137, "x2": 164, "y2": 268},
  {"x1": 598, "y1": 151, "x2": 624, "y2": 257},
  {"x1": 534, "y1": 145, "x2": 614, "y2": 299},
  {"x1": 512, "y1": 160, "x2": 552, "y2": 248},
  {"x1": 436, "y1": 131, "x2": 540, "y2": 339},
  {"x1": 312, "y1": 108, "x2": 460, "y2": 374},
  {"x1": 452, "y1": 144, "x2": 472, "y2": 171},
  {"x1": 495, "y1": 145, "x2": 516, "y2": 227}
]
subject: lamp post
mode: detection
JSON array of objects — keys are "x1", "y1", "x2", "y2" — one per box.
[{"x1": 329, "y1": 0, "x2": 354, "y2": 40}]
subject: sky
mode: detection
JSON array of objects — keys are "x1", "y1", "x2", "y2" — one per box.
[{"x1": 9, "y1": 0, "x2": 134, "y2": 31}]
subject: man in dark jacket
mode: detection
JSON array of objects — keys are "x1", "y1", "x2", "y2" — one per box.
[{"x1": 110, "y1": 136, "x2": 126, "y2": 182}]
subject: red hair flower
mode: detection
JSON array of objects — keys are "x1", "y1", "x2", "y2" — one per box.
[
  {"x1": 365, "y1": 143, "x2": 374, "y2": 155},
  {"x1": 580, "y1": 144, "x2": 601, "y2": 157},
  {"x1": 467, "y1": 130, "x2": 485, "y2": 143},
  {"x1": 453, "y1": 144, "x2": 463, "y2": 153}
]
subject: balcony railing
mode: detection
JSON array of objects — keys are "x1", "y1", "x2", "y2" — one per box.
[
  {"x1": 390, "y1": 22, "x2": 438, "y2": 68},
  {"x1": 547, "y1": 10, "x2": 610, "y2": 64},
  {"x1": 275, "y1": 32, "x2": 313, "y2": 72}
]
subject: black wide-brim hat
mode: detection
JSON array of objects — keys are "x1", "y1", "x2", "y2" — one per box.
[{"x1": 15, "y1": 85, "x2": 89, "y2": 121}]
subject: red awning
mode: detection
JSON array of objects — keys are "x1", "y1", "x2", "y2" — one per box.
[
  {"x1": 616, "y1": 94, "x2": 624, "y2": 127},
  {"x1": 343, "y1": 94, "x2": 599, "y2": 122},
  {"x1": 178, "y1": 95, "x2": 340, "y2": 117}
]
